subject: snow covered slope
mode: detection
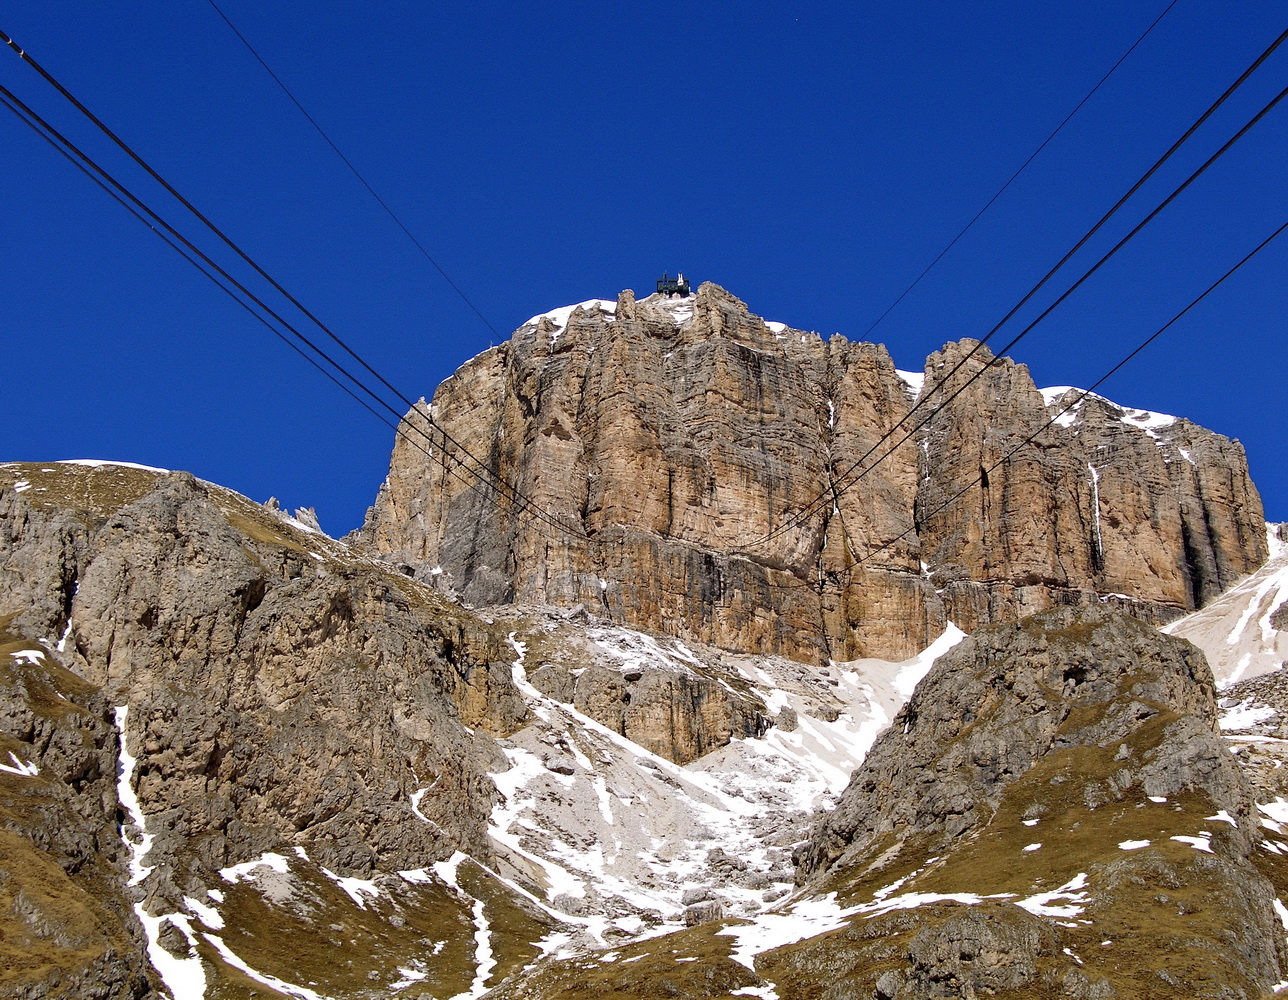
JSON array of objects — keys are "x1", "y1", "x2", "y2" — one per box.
[
  {"x1": 478, "y1": 616, "x2": 967, "y2": 953},
  {"x1": 1164, "y1": 525, "x2": 1288, "y2": 686}
]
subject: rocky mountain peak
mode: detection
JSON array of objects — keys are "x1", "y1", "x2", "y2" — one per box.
[{"x1": 360, "y1": 284, "x2": 1266, "y2": 665}]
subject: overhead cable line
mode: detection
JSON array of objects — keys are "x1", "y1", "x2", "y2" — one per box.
[
  {"x1": 0, "y1": 28, "x2": 585, "y2": 539},
  {"x1": 0, "y1": 89, "x2": 386, "y2": 428},
  {"x1": 203, "y1": 0, "x2": 503, "y2": 341},
  {"x1": 812, "y1": 78, "x2": 1288, "y2": 527},
  {"x1": 750, "y1": 25, "x2": 1288, "y2": 549},
  {"x1": 859, "y1": 0, "x2": 1179, "y2": 341},
  {"x1": 847, "y1": 213, "x2": 1288, "y2": 576},
  {"x1": 744, "y1": 210, "x2": 1288, "y2": 601},
  {"x1": 0, "y1": 83, "x2": 506, "y2": 511}
]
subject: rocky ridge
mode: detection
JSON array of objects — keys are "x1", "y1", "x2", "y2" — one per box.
[
  {"x1": 488, "y1": 604, "x2": 1288, "y2": 1000},
  {"x1": 360, "y1": 283, "x2": 1267, "y2": 664},
  {"x1": 6, "y1": 460, "x2": 1288, "y2": 998},
  {"x1": 0, "y1": 462, "x2": 543, "y2": 998},
  {"x1": 0, "y1": 461, "x2": 953, "y2": 998}
]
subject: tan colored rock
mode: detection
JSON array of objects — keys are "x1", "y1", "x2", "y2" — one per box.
[
  {"x1": 0, "y1": 465, "x2": 526, "y2": 897},
  {"x1": 362, "y1": 288, "x2": 1266, "y2": 664},
  {"x1": 788, "y1": 606, "x2": 1285, "y2": 1000},
  {"x1": 363, "y1": 284, "x2": 934, "y2": 663},
  {"x1": 917, "y1": 341, "x2": 1267, "y2": 633}
]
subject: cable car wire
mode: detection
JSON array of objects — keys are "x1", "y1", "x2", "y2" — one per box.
[
  {"x1": 0, "y1": 78, "x2": 558, "y2": 529},
  {"x1": 748, "y1": 24, "x2": 1288, "y2": 549},
  {"x1": 736, "y1": 209, "x2": 1288, "y2": 603},
  {"x1": 0, "y1": 27, "x2": 587, "y2": 539},
  {"x1": 807, "y1": 78, "x2": 1288, "y2": 536},
  {"x1": 0, "y1": 84, "x2": 526, "y2": 514},
  {"x1": 203, "y1": 0, "x2": 503, "y2": 341},
  {"x1": 849, "y1": 212, "x2": 1288, "y2": 576},
  {"x1": 859, "y1": 0, "x2": 1179, "y2": 342}
]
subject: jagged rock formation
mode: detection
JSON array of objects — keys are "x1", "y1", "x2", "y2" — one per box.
[
  {"x1": 523, "y1": 625, "x2": 770, "y2": 765},
  {"x1": 0, "y1": 462, "x2": 545, "y2": 998},
  {"x1": 0, "y1": 461, "x2": 816, "y2": 998},
  {"x1": 361, "y1": 283, "x2": 1267, "y2": 664},
  {"x1": 4, "y1": 461, "x2": 1288, "y2": 1000},
  {"x1": 0, "y1": 617, "x2": 154, "y2": 1000},
  {"x1": 788, "y1": 605, "x2": 1284, "y2": 999}
]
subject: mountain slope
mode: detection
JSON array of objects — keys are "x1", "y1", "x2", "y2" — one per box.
[
  {"x1": 5, "y1": 458, "x2": 1288, "y2": 998},
  {"x1": 0, "y1": 461, "x2": 966, "y2": 998},
  {"x1": 1165, "y1": 524, "x2": 1288, "y2": 686}
]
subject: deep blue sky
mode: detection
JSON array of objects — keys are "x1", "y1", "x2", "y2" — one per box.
[{"x1": 3, "y1": 2, "x2": 1285, "y2": 533}]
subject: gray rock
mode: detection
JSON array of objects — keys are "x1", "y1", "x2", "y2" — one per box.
[
  {"x1": 682, "y1": 900, "x2": 724, "y2": 926},
  {"x1": 0, "y1": 465, "x2": 537, "y2": 998},
  {"x1": 874, "y1": 969, "x2": 902, "y2": 999},
  {"x1": 680, "y1": 886, "x2": 714, "y2": 906},
  {"x1": 781, "y1": 606, "x2": 1285, "y2": 1000}
]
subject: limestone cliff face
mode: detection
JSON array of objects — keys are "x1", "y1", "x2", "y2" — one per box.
[
  {"x1": 362, "y1": 283, "x2": 1266, "y2": 663},
  {"x1": 916, "y1": 342, "x2": 1267, "y2": 634}
]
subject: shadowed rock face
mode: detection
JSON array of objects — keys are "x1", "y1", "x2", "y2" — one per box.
[
  {"x1": 0, "y1": 463, "x2": 789, "y2": 998},
  {"x1": 362, "y1": 283, "x2": 1266, "y2": 664},
  {"x1": 0, "y1": 463, "x2": 558, "y2": 1000},
  {"x1": 916, "y1": 342, "x2": 1268, "y2": 634}
]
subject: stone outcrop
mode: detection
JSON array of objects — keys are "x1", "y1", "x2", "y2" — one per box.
[
  {"x1": 0, "y1": 621, "x2": 155, "y2": 1000},
  {"x1": 361, "y1": 283, "x2": 1266, "y2": 663},
  {"x1": 0, "y1": 451, "x2": 1279, "y2": 998},
  {"x1": 0, "y1": 462, "x2": 538, "y2": 998},
  {"x1": 786, "y1": 605, "x2": 1284, "y2": 998},
  {"x1": 522, "y1": 626, "x2": 771, "y2": 765}
]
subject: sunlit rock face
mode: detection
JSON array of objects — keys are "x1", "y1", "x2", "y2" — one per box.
[
  {"x1": 787, "y1": 605, "x2": 1285, "y2": 1000},
  {"x1": 362, "y1": 283, "x2": 1266, "y2": 663}
]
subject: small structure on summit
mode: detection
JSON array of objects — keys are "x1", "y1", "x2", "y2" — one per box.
[{"x1": 656, "y1": 272, "x2": 691, "y2": 296}]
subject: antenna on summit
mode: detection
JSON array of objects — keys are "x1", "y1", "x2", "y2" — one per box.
[{"x1": 656, "y1": 272, "x2": 691, "y2": 296}]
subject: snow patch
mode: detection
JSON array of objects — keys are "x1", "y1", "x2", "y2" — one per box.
[
  {"x1": 895, "y1": 370, "x2": 925, "y2": 396},
  {"x1": 114, "y1": 705, "x2": 207, "y2": 999},
  {"x1": 1015, "y1": 873, "x2": 1089, "y2": 920},
  {"x1": 60, "y1": 458, "x2": 171, "y2": 473},
  {"x1": 320, "y1": 867, "x2": 381, "y2": 908},
  {"x1": 450, "y1": 899, "x2": 496, "y2": 1000},
  {"x1": 1259, "y1": 800, "x2": 1288, "y2": 834},
  {"x1": 523, "y1": 299, "x2": 617, "y2": 345},
  {"x1": 1220, "y1": 700, "x2": 1277, "y2": 730},
  {"x1": 719, "y1": 894, "x2": 859, "y2": 970},
  {"x1": 1088, "y1": 464, "x2": 1102, "y2": 562},
  {"x1": 1038, "y1": 387, "x2": 1178, "y2": 440},
  {"x1": 0, "y1": 751, "x2": 39, "y2": 777},
  {"x1": 184, "y1": 895, "x2": 224, "y2": 930},
  {"x1": 433, "y1": 851, "x2": 469, "y2": 891},
  {"x1": 115, "y1": 706, "x2": 155, "y2": 886},
  {"x1": 220, "y1": 853, "x2": 291, "y2": 883},
  {"x1": 204, "y1": 933, "x2": 321, "y2": 1000}
]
